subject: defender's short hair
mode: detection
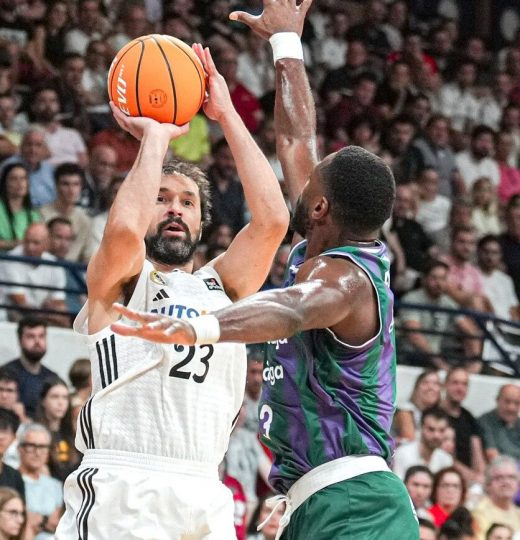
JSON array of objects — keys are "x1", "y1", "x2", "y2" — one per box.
[{"x1": 320, "y1": 146, "x2": 395, "y2": 236}]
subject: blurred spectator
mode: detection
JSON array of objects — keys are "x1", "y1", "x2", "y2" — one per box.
[
  {"x1": 39, "y1": 163, "x2": 93, "y2": 263},
  {"x1": 81, "y1": 40, "x2": 110, "y2": 132},
  {"x1": 479, "y1": 73, "x2": 514, "y2": 131},
  {"x1": 456, "y1": 125, "x2": 500, "y2": 193},
  {"x1": 0, "y1": 223, "x2": 67, "y2": 322},
  {"x1": 471, "y1": 178, "x2": 502, "y2": 237},
  {"x1": 320, "y1": 40, "x2": 374, "y2": 107},
  {"x1": 444, "y1": 225, "x2": 488, "y2": 313},
  {"x1": 312, "y1": 9, "x2": 349, "y2": 78},
  {"x1": 0, "y1": 163, "x2": 41, "y2": 252},
  {"x1": 442, "y1": 426, "x2": 457, "y2": 461},
  {"x1": 63, "y1": 0, "x2": 110, "y2": 56},
  {"x1": 409, "y1": 115, "x2": 462, "y2": 198},
  {"x1": 67, "y1": 358, "x2": 90, "y2": 434},
  {"x1": 0, "y1": 94, "x2": 23, "y2": 152},
  {"x1": 392, "y1": 406, "x2": 453, "y2": 480},
  {"x1": 47, "y1": 216, "x2": 85, "y2": 315},
  {"x1": 34, "y1": 377, "x2": 78, "y2": 482},
  {"x1": 441, "y1": 368, "x2": 486, "y2": 485},
  {"x1": 404, "y1": 465, "x2": 434, "y2": 520},
  {"x1": 26, "y1": 0, "x2": 70, "y2": 70},
  {"x1": 439, "y1": 60, "x2": 480, "y2": 133},
  {"x1": 347, "y1": 0, "x2": 391, "y2": 60},
  {"x1": 495, "y1": 131, "x2": 520, "y2": 205},
  {"x1": 17, "y1": 423, "x2": 63, "y2": 539},
  {"x1": 2, "y1": 318, "x2": 58, "y2": 419},
  {"x1": 325, "y1": 72, "x2": 379, "y2": 141},
  {"x1": 428, "y1": 467, "x2": 467, "y2": 529},
  {"x1": 0, "y1": 487, "x2": 26, "y2": 540},
  {"x1": 107, "y1": 2, "x2": 150, "y2": 54},
  {"x1": 243, "y1": 347, "x2": 263, "y2": 434},
  {"x1": 472, "y1": 457, "x2": 520, "y2": 540},
  {"x1": 80, "y1": 144, "x2": 117, "y2": 214},
  {"x1": 499, "y1": 197, "x2": 520, "y2": 300},
  {"x1": 404, "y1": 93, "x2": 432, "y2": 134},
  {"x1": 0, "y1": 127, "x2": 56, "y2": 208},
  {"x1": 213, "y1": 46, "x2": 263, "y2": 134},
  {"x1": 418, "y1": 517, "x2": 437, "y2": 540},
  {"x1": 381, "y1": 0, "x2": 408, "y2": 52},
  {"x1": 500, "y1": 104, "x2": 520, "y2": 167},
  {"x1": 89, "y1": 116, "x2": 140, "y2": 174},
  {"x1": 390, "y1": 184, "x2": 437, "y2": 288},
  {"x1": 485, "y1": 523, "x2": 513, "y2": 540},
  {"x1": 237, "y1": 31, "x2": 275, "y2": 99},
  {"x1": 381, "y1": 114, "x2": 417, "y2": 183},
  {"x1": 477, "y1": 236, "x2": 519, "y2": 321},
  {"x1": 220, "y1": 464, "x2": 247, "y2": 540},
  {"x1": 207, "y1": 139, "x2": 246, "y2": 235},
  {"x1": 393, "y1": 369, "x2": 441, "y2": 442},
  {"x1": 0, "y1": 408, "x2": 23, "y2": 498},
  {"x1": 28, "y1": 86, "x2": 88, "y2": 168},
  {"x1": 0, "y1": 368, "x2": 26, "y2": 425},
  {"x1": 399, "y1": 260, "x2": 477, "y2": 370},
  {"x1": 374, "y1": 61, "x2": 414, "y2": 121},
  {"x1": 478, "y1": 385, "x2": 520, "y2": 462},
  {"x1": 415, "y1": 167, "x2": 452, "y2": 239},
  {"x1": 262, "y1": 244, "x2": 290, "y2": 291},
  {"x1": 255, "y1": 117, "x2": 282, "y2": 183},
  {"x1": 247, "y1": 494, "x2": 285, "y2": 540}
]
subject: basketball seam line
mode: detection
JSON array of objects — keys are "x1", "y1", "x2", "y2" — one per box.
[
  {"x1": 152, "y1": 35, "x2": 177, "y2": 124},
  {"x1": 163, "y1": 36, "x2": 205, "y2": 112},
  {"x1": 135, "y1": 40, "x2": 145, "y2": 117}
]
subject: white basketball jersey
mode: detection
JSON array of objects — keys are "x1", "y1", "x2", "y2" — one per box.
[{"x1": 73, "y1": 260, "x2": 247, "y2": 466}]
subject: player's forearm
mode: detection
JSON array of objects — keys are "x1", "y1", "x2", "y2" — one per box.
[
  {"x1": 219, "y1": 109, "x2": 289, "y2": 229},
  {"x1": 275, "y1": 58, "x2": 318, "y2": 206},
  {"x1": 105, "y1": 128, "x2": 170, "y2": 241}
]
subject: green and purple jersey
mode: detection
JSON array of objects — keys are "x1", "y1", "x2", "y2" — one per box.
[{"x1": 259, "y1": 240, "x2": 397, "y2": 494}]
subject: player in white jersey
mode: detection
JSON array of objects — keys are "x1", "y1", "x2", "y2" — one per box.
[{"x1": 56, "y1": 44, "x2": 289, "y2": 540}]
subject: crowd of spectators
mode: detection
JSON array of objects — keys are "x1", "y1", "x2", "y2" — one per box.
[{"x1": 0, "y1": 0, "x2": 518, "y2": 538}]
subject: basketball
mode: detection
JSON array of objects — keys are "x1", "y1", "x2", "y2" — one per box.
[{"x1": 108, "y1": 34, "x2": 206, "y2": 125}]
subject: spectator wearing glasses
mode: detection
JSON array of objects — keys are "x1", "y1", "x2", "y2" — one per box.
[
  {"x1": 472, "y1": 457, "x2": 520, "y2": 540},
  {"x1": 0, "y1": 409, "x2": 23, "y2": 500},
  {"x1": 428, "y1": 467, "x2": 467, "y2": 528},
  {"x1": 17, "y1": 423, "x2": 63, "y2": 539},
  {"x1": 0, "y1": 487, "x2": 26, "y2": 540}
]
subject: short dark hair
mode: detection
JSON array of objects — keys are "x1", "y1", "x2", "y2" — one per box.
[
  {"x1": 320, "y1": 146, "x2": 395, "y2": 236},
  {"x1": 421, "y1": 406, "x2": 449, "y2": 425},
  {"x1": 54, "y1": 162, "x2": 85, "y2": 186},
  {"x1": 418, "y1": 518, "x2": 436, "y2": 533},
  {"x1": 423, "y1": 259, "x2": 449, "y2": 276},
  {"x1": 404, "y1": 465, "x2": 434, "y2": 484},
  {"x1": 47, "y1": 216, "x2": 73, "y2": 231},
  {"x1": 486, "y1": 523, "x2": 514, "y2": 540},
  {"x1": 68, "y1": 358, "x2": 91, "y2": 390},
  {"x1": 354, "y1": 71, "x2": 378, "y2": 87},
  {"x1": 0, "y1": 368, "x2": 18, "y2": 387},
  {"x1": 161, "y1": 160, "x2": 212, "y2": 231},
  {"x1": 17, "y1": 317, "x2": 47, "y2": 340},
  {"x1": 451, "y1": 224, "x2": 475, "y2": 241},
  {"x1": 471, "y1": 124, "x2": 495, "y2": 140},
  {"x1": 477, "y1": 234, "x2": 500, "y2": 251},
  {"x1": 0, "y1": 407, "x2": 20, "y2": 434}
]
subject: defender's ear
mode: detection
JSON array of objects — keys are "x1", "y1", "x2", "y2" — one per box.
[{"x1": 311, "y1": 196, "x2": 329, "y2": 220}]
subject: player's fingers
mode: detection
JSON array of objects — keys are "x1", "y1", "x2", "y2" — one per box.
[
  {"x1": 110, "y1": 322, "x2": 141, "y2": 337},
  {"x1": 203, "y1": 47, "x2": 218, "y2": 75},
  {"x1": 191, "y1": 43, "x2": 205, "y2": 67},
  {"x1": 228, "y1": 10, "x2": 256, "y2": 26},
  {"x1": 299, "y1": 0, "x2": 314, "y2": 15},
  {"x1": 113, "y1": 303, "x2": 159, "y2": 323},
  {"x1": 147, "y1": 318, "x2": 173, "y2": 330}
]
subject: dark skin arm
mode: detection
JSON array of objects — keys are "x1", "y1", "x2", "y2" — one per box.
[{"x1": 110, "y1": 256, "x2": 379, "y2": 348}]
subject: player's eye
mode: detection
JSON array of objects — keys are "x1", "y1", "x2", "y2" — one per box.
[
  {"x1": 183, "y1": 199, "x2": 194, "y2": 207},
  {"x1": 157, "y1": 195, "x2": 166, "y2": 203}
]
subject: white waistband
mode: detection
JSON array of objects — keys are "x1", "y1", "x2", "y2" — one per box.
[
  {"x1": 260, "y1": 455, "x2": 391, "y2": 540},
  {"x1": 81, "y1": 449, "x2": 218, "y2": 478}
]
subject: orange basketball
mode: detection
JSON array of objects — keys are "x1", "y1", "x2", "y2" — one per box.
[{"x1": 108, "y1": 34, "x2": 206, "y2": 125}]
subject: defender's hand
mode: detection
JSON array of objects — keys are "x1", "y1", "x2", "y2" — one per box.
[
  {"x1": 192, "y1": 43, "x2": 234, "y2": 123},
  {"x1": 110, "y1": 102, "x2": 190, "y2": 142},
  {"x1": 110, "y1": 303, "x2": 197, "y2": 345},
  {"x1": 229, "y1": 0, "x2": 313, "y2": 39}
]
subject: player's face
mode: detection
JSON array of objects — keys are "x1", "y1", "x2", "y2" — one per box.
[{"x1": 146, "y1": 174, "x2": 202, "y2": 266}]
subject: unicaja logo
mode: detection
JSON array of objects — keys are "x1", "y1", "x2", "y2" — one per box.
[
  {"x1": 116, "y1": 65, "x2": 130, "y2": 115},
  {"x1": 263, "y1": 365, "x2": 284, "y2": 386}
]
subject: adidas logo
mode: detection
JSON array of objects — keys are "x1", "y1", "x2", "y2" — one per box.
[{"x1": 152, "y1": 289, "x2": 170, "y2": 302}]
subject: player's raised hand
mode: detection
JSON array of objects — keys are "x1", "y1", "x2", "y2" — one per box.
[
  {"x1": 110, "y1": 303, "x2": 197, "y2": 345},
  {"x1": 109, "y1": 102, "x2": 190, "y2": 142},
  {"x1": 192, "y1": 43, "x2": 234, "y2": 123},
  {"x1": 229, "y1": 0, "x2": 313, "y2": 39}
]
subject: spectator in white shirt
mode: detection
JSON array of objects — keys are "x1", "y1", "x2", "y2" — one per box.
[
  {"x1": 471, "y1": 177, "x2": 502, "y2": 237},
  {"x1": 393, "y1": 406, "x2": 453, "y2": 480},
  {"x1": 236, "y1": 31, "x2": 275, "y2": 98},
  {"x1": 479, "y1": 73, "x2": 514, "y2": 131},
  {"x1": 313, "y1": 10, "x2": 349, "y2": 78},
  {"x1": 439, "y1": 59, "x2": 480, "y2": 133},
  {"x1": 456, "y1": 125, "x2": 500, "y2": 192},
  {"x1": 477, "y1": 235, "x2": 519, "y2": 321},
  {"x1": 64, "y1": 0, "x2": 110, "y2": 55},
  {"x1": 415, "y1": 167, "x2": 452, "y2": 238}
]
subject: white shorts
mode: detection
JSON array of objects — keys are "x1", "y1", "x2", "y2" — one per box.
[{"x1": 55, "y1": 449, "x2": 235, "y2": 540}]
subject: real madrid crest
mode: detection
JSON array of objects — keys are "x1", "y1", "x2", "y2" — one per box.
[{"x1": 150, "y1": 270, "x2": 167, "y2": 286}]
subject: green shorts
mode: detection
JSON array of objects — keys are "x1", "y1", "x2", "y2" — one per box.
[{"x1": 281, "y1": 471, "x2": 419, "y2": 540}]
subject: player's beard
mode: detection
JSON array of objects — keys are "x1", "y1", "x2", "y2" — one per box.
[
  {"x1": 291, "y1": 195, "x2": 310, "y2": 237},
  {"x1": 145, "y1": 217, "x2": 198, "y2": 266}
]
